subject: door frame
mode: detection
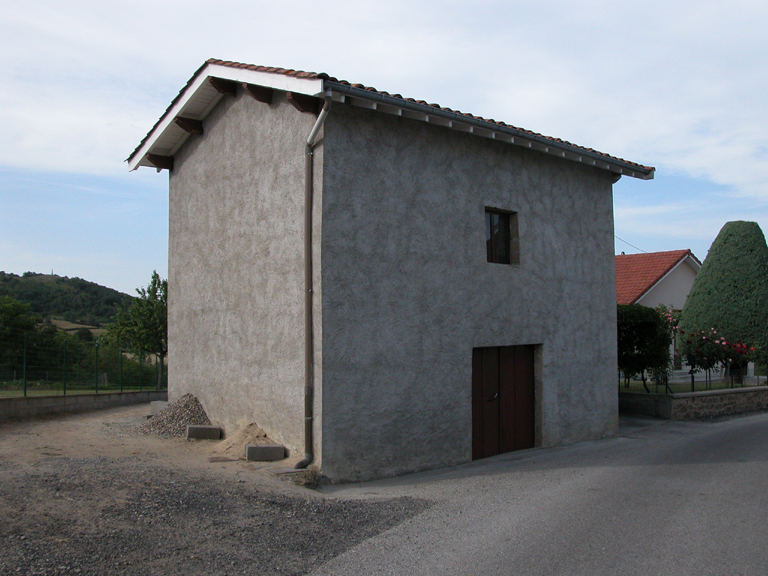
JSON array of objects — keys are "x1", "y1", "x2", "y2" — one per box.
[{"x1": 471, "y1": 344, "x2": 540, "y2": 460}]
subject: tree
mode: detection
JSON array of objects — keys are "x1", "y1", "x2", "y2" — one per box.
[
  {"x1": 106, "y1": 272, "x2": 167, "y2": 388},
  {"x1": 678, "y1": 221, "x2": 768, "y2": 369},
  {"x1": 75, "y1": 327, "x2": 94, "y2": 341},
  {"x1": 0, "y1": 296, "x2": 37, "y2": 334},
  {"x1": 617, "y1": 304, "x2": 672, "y2": 390},
  {"x1": 0, "y1": 296, "x2": 39, "y2": 377}
]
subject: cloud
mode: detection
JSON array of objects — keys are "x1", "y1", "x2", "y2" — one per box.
[
  {"x1": 4, "y1": 0, "x2": 768, "y2": 286},
  {"x1": 5, "y1": 0, "x2": 768, "y2": 190},
  {"x1": 468, "y1": 2, "x2": 768, "y2": 202}
]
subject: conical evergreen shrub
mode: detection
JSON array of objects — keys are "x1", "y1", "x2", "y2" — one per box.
[{"x1": 679, "y1": 221, "x2": 768, "y2": 356}]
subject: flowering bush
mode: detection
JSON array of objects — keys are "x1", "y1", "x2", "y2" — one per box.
[
  {"x1": 657, "y1": 305, "x2": 681, "y2": 332},
  {"x1": 680, "y1": 327, "x2": 758, "y2": 377},
  {"x1": 722, "y1": 340, "x2": 758, "y2": 371},
  {"x1": 654, "y1": 304, "x2": 687, "y2": 373}
]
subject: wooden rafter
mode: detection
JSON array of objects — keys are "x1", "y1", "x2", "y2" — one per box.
[
  {"x1": 174, "y1": 116, "x2": 204, "y2": 135},
  {"x1": 147, "y1": 154, "x2": 174, "y2": 171},
  {"x1": 286, "y1": 92, "x2": 319, "y2": 114},
  {"x1": 243, "y1": 83, "x2": 273, "y2": 104},
  {"x1": 208, "y1": 77, "x2": 237, "y2": 96}
]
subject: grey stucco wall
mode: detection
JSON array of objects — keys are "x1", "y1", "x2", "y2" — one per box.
[
  {"x1": 320, "y1": 104, "x2": 618, "y2": 481},
  {"x1": 167, "y1": 90, "x2": 620, "y2": 482},
  {"x1": 168, "y1": 91, "x2": 324, "y2": 457}
]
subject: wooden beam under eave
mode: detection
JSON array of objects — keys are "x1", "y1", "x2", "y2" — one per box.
[
  {"x1": 147, "y1": 154, "x2": 174, "y2": 171},
  {"x1": 208, "y1": 77, "x2": 238, "y2": 96},
  {"x1": 174, "y1": 116, "x2": 204, "y2": 135},
  {"x1": 243, "y1": 83, "x2": 273, "y2": 104},
  {"x1": 286, "y1": 92, "x2": 320, "y2": 114}
]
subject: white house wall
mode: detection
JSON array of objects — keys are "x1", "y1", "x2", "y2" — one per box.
[
  {"x1": 319, "y1": 103, "x2": 619, "y2": 482},
  {"x1": 636, "y1": 261, "x2": 698, "y2": 309}
]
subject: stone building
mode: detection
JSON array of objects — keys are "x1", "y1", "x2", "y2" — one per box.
[{"x1": 129, "y1": 59, "x2": 654, "y2": 481}]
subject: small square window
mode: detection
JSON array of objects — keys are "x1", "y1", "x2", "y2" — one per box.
[{"x1": 485, "y1": 209, "x2": 519, "y2": 265}]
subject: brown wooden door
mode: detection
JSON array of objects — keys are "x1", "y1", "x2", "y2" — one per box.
[{"x1": 472, "y1": 345, "x2": 535, "y2": 460}]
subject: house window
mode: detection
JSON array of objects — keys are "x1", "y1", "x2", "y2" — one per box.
[{"x1": 485, "y1": 209, "x2": 519, "y2": 265}]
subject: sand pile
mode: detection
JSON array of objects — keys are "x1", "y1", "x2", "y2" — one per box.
[{"x1": 212, "y1": 423, "x2": 275, "y2": 460}]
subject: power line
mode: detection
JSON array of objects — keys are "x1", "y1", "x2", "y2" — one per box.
[{"x1": 615, "y1": 235, "x2": 647, "y2": 253}]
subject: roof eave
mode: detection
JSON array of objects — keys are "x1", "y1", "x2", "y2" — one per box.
[
  {"x1": 327, "y1": 81, "x2": 654, "y2": 180},
  {"x1": 128, "y1": 62, "x2": 654, "y2": 180},
  {"x1": 127, "y1": 63, "x2": 324, "y2": 171}
]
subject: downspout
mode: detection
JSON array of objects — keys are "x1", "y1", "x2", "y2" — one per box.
[{"x1": 296, "y1": 89, "x2": 333, "y2": 470}]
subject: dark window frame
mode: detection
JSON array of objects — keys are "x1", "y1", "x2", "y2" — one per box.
[{"x1": 485, "y1": 208, "x2": 519, "y2": 265}]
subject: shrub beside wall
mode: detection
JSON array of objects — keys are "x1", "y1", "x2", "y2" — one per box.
[{"x1": 617, "y1": 304, "x2": 671, "y2": 388}]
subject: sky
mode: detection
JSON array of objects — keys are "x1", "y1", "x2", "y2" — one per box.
[{"x1": 2, "y1": 0, "x2": 768, "y2": 294}]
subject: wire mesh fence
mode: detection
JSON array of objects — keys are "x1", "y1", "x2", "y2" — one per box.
[
  {"x1": 0, "y1": 327, "x2": 166, "y2": 397},
  {"x1": 620, "y1": 365, "x2": 765, "y2": 394}
]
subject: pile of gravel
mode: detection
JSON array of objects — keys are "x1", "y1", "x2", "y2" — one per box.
[{"x1": 137, "y1": 393, "x2": 211, "y2": 437}]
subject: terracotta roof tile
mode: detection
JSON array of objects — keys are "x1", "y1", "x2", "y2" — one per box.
[{"x1": 615, "y1": 250, "x2": 700, "y2": 305}]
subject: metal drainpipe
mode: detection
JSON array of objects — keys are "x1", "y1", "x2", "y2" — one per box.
[{"x1": 296, "y1": 90, "x2": 333, "y2": 470}]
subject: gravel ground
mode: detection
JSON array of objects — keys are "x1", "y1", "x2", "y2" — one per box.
[
  {"x1": 0, "y1": 405, "x2": 430, "y2": 576},
  {"x1": 137, "y1": 393, "x2": 211, "y2": 437}
]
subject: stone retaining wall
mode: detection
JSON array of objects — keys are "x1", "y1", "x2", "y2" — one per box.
[
  {"x1": 0, "y1": 391, "x2": 168, "y2": 421},
  {"x1": 619, "y1": 386, "x2": 768, "y2": 420}
]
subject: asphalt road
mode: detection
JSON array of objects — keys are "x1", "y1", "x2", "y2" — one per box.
[{"x1": 314, "y1": 413, "x2": 768, "y2": 576}]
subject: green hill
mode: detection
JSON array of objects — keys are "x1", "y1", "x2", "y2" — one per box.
[{"x1": 0, "y1": 271, "x2": 133, "y2": 327}]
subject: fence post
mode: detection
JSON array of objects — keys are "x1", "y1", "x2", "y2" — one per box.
[
  {"x1": 139, "y1": 351, "x2": 143, "y2": 391},
  {"x1": 94, "y1": 342, "x2": 99, "y2": 394},
  {"x1": 23, "y1": 333, "x2": 27, "y2": 397},
  {"x1": 62, "y1": 340, "x2": 67, "y2": 396},
  {"x1": 119, "y1": 345, "x2": 123, "y2": 393}
]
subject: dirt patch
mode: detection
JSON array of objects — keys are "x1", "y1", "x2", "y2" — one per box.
[{"x1": 0, "y1": 405, "x2": 430, "y2": 575}]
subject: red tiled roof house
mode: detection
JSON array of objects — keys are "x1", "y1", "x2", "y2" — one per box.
[
  {"x1": 129, "y1": 59, "x2": 654, "y2": 481},
  {"x1": 615, "y1": 250, "x2": 701, "y2": 309}
]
